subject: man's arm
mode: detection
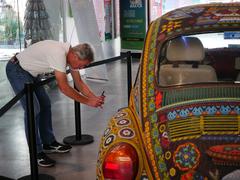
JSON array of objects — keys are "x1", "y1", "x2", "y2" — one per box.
[
  {"x1": 54, "y1": 70, "x2": 101, "y2": 107},
  {"x1": 70, "y1": 69, "x2": 96, "y2": 98}
]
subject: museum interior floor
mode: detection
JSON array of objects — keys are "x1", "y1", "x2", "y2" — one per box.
[{"x1": 0, "y1": 39, "x2": 140, "y2": 180}]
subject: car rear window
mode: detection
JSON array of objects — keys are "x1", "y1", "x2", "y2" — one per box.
[{"x1": 157, "y1": 32, "x2": 240, "y2": 87}]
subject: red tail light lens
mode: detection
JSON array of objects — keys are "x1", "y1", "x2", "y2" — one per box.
[{"x1": 103, "y1": 143, "x2": 139, "y2": 180}]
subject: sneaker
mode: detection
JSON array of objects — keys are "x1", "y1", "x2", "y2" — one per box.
[
  {"x1": 37, "y1": 152, "x2": 56, "y2": 167},
  {"x1": 43, "y1": 141, "x2": 72, "y2": 153}
]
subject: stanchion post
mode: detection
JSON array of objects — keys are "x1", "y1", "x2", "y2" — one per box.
[
  {"x1": 126, "y1": 51, "x2": 132, "y2": 102},
  {"x1": 75, "y1": 100, "x2": 82, "y2": 140},
  {"x1": 63, "y1": 85, "x2": 94, "y2": 145},
  {"x1": 18, "y1": 83, "x2": 54, "y2": 180},
  {"x1": 25, "y1": 82, "x2": 38, "y2": 180}
]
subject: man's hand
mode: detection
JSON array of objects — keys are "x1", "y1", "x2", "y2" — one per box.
[
  {"x1": 55, "y1": 70, "x2": 106, "y2": 108},
  {"x1": 87, "y1": 91, "x2": 105, "y2": 108},
  {"x1": 86, "y1": 96, "x2": 104, "y2": 108}
]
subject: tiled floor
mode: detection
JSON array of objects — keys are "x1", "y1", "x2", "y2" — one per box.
[{"x1": 0, "y1": 42, "x2": 140, "y2": 179}]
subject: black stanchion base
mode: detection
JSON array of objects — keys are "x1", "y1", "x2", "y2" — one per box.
[
  {"x1": 0, "y1": 176, "x2": 14, "y2": 180},
  {"x1": 18, "y1": 174, "x2": 55, "y2": 180},
  {"x1": 63, "y1": 134, "x2": 94, "y2": 145}
]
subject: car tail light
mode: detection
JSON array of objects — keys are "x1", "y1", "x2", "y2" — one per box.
[{"x1": 103, "y1": 143, "x2": 139, "y2": 180}]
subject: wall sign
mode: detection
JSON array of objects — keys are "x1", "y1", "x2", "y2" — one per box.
[{"x1": 120, "y1": 0, "x2": 146, "y2": 51}]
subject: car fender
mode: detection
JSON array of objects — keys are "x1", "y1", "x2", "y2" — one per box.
[{"x1": 96, "y1": 107, "x2": 154, "y2": 179}]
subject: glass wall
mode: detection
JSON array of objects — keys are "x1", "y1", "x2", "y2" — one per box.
[{"x1": 0, "y1": 0, "x2": 26, "y2": 59}]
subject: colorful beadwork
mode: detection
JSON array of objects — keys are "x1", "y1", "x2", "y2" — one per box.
[
  {"x1": 116, "y1": 119, "x2": 131, "y2": 127},
  {"x1": 103, "y1": 134, "x2": 116, "y2": 148},
  {"x1": 166, "y1": 105, "x2": 240, "y2": 121},
  {"x1": 118, "y1": 127, "x2": 135, "y2": 139},
  {"x1": 173, "y1": 143, "x2": 200, "y2": 171}
]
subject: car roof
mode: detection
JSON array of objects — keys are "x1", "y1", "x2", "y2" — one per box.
[{"x1": 152, "y1": 3, "x2": 240, "y2": 43}]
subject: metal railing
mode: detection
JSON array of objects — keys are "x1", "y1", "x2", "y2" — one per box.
[{"x1": 0, "y1": 51, "x2": 132, "y2": 180}]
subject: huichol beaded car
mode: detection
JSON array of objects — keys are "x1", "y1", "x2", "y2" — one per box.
[{"x1": 96, "y1": 2, "x2": 240, "y2": 180}]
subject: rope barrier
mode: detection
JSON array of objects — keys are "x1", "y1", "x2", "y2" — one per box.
[
  {"x1": 0, "y1": 52, "x2": 131, "y2": 118},
  {"x1": 33, "y1": 54, "x2": 129, "y2": 88},
  {"x1": 0, "y1": 88, "x2": 25, "y2": 118},
  {"x1": 85, "y1": 54, "x2": 128, "y2": 68}
]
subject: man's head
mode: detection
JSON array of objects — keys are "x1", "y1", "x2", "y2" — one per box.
[
  {"x1": 72, "y1": 43, "x2": 94, "y2": 62},
  {"x1": 67, "y1": 43, "x2": 95, "y2": 69}
]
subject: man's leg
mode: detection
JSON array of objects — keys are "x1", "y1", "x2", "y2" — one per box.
[
  {"x1": 34, "y1": 78, "x2": 72, "y2": 154},
  {"x1": 34, "y1": 84, "x2": 56, "y2": 144},
  {"x1": 6, "y1": 62, "x2": 43, "y2": 153}
]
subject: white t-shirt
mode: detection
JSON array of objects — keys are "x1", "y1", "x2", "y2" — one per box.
[{"x1": 16, "y1": 40, "x2": 71, "y2": 77}]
